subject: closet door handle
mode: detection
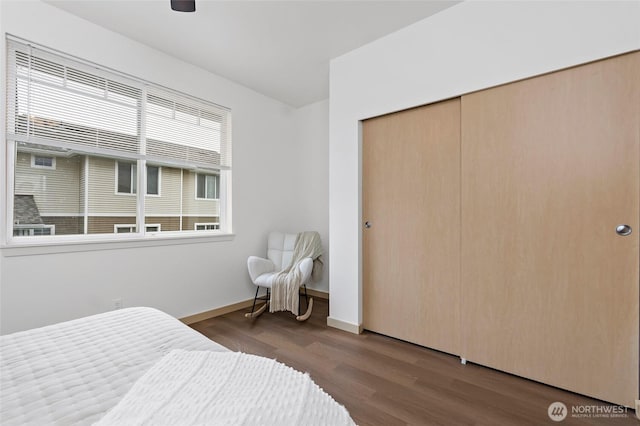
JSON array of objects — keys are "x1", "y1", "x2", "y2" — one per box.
[
  {"x1": 616, "y1": 224, "x2": 632, "y2": 236},
  {"x1": 364, "y1": 221, "x2": 372, "y2": 229}
]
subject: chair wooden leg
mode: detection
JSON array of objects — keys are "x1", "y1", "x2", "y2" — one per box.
[
  {"x1": 296, "y1": 297, "x2": 313, "y2": 321},
  {"x1": 245, "y1": 301, "x2": 268, "y2": 319}
]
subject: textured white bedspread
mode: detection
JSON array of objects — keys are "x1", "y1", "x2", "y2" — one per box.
[
  {"x1": 95, "y1": 350, "x2": 355, "y2": 426},
  {"x1": 0, "y1": 307, "x2": 227, "y2": 425}
]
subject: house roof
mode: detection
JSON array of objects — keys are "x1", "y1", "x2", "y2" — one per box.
[{"x1": 14, "y1": 195, "x2": 44, "y2": 225}]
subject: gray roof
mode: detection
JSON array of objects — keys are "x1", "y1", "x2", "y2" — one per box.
[{"x1": 14, "y1": 195, "x2": 44, "y2": 225}]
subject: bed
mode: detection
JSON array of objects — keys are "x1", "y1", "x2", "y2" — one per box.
[{"x1": 0, "y1": 307, "x2": 354, "y2": 425}]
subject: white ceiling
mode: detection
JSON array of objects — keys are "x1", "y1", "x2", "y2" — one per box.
[{"x1": 45, "y1": 0, "x2": 459, "y2": 107}]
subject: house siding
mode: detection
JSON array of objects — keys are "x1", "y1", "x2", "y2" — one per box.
[
  {"x1": 145, "y1": 166, "x2": 181, "y2": 215},
  {"x1": 14, "y1": 151, "x2": 82, "y2": 215},
  {"x1": 79, "y1": 156, "x2": 86, "y2": 214},
  {"x1": 88, "y1": 216, "x2": 135, "y2": 234},
  {"x1": 182, "y1": 216, "x2": 219, "y2": 231},
  {"x1": 145, "y1": 216, "x2": 180, "y2": 232},
  {"x1": 87, "y1": 157, "x2": 136, "y2": 215},
  {"x1": 15, "y1": 153, "x2": 219, "y2": 235},
  {"x1": 42, "y1": 216, "x2": 84, "y2": 235},
  {"x1": 182, "y1": 171, "x2": 220, "y2": 216}
]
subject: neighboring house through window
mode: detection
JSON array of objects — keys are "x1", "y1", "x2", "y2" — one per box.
[
  {"x1": 12, "y1": 194, "x2": 55, "y2": 236},
  {"x1": 6, "y1": 38, "x2": 231, "y2": 242}
]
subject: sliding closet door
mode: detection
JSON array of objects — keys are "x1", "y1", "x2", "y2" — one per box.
[
  {"x1": 461, "y1": 52, "x2": 639, "y2": 407},
  {"x1": 363, "y1": 98, "x2": 460, "y2": 355}
]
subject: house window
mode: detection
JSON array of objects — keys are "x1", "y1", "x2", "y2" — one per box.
[
  {"x1": 195, "y1": 223, "x2": 220, "y2": 231},
  {"x1": 31, "y1": 154, "x2": 56, "y2": 169},
  {"x1": 115, "y1": 224, "x2": 160, "y2": 233},
  {"x1": 13, "y1": 224, "x2": 55, "y2": 236},
  {"x1": 117, "y1": 162, "x2": 137, "y2": 194},
  {"x1": 196, "y1": 174, "x2": 219, "y2": 199},
  {"x1": 7, "y1": 38, "x2": 231, "y2": 242},
  {"x1": 116, "y1": 162, "x2": 160, "y2": 195},
  {"x1": 115, "y1": 224, "x2": 136, "y2": 233},
  {"x1": 147, "y1": 166, "x2": 160, "y2": 196}
]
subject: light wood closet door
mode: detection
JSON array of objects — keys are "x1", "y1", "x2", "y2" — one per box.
[
  {"x1": 363, "y1": 98, "x2": 460, "y2": 355},
  {"x1": 461, "y1": 52, "x2": 640, "y2": 407}
]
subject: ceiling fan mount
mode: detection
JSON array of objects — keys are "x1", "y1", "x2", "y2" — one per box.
[{"x1": 171, "y1": 0, "x2": 195, "y2": 13}]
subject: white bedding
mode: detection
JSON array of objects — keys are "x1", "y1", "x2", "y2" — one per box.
[
  {"x1": 1, "y1": 307, "x2": 356, "y2": 426},
  {"x1": 0, "y1": 307, "x2": 227, "y2": 425},
  {"x1": 95, "y1": 350, "x2": 355, "y2": 426}
]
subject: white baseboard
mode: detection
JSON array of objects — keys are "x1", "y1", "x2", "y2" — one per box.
[
  {"x1": 306, "y1": 288, "x2": 329, "y2": 300},
  {"x1": 180, "y1": 299, "x2": 254, "y2": 325},
  {"x1": 180, "y1": 289, "x2": 329, "y2": 325},
  {"x1": 327, "y1": 316, "x2": 362, "y2": 334}
]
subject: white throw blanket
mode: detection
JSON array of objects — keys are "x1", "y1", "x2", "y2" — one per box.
[
  {"x1": 95, "y1": 350, "x2": 355, "y2": 426},
  {"x1": 270, "y1": 231, "x2": 323, "y2": 314}
]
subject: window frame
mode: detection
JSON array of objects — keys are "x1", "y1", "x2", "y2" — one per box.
[
  {"x1": 3, "y1": 37, "x2": 233, "y2": 247},
  {"x1": 195, "y1": 173, "x2": 219, "y2": 200},
  {"x1": 115, "y1": 161, "x2": 161, "y2": 197},
  {"x1": 146, "y1": 165, "x2": 161, "y2": 197},
  {"x1": 195, "y1": 223, "x2": 220, "y2": 231},
  {"x1": 114, "y1": 224, "x2": 161, "y2": 234},
  {"x1": 13, "y1": 224, "x2": 56, "y2": 236},
  {"x1": 114, "y1": 224, "x2": 136, "y2": 234},
  {"x1": 115, "y1": 161, "x2": 137, "y2": 196},
  {"x1": 145, "y1": 224, "x2": 161, "y2": 233},
  {"x1": 30, "y1": 154, "x2": 56, "y2": 170}
]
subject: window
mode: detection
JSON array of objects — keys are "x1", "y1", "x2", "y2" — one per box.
[
  {"x1": 116, "y1": 162, "x2": 159, "y2": 195},
  {"x1": 115, "y1": 224, "x2": 161, "y2": 233},
  {"x1": 196, "y1": 173, "x2": 219, "y2": 199},
  {"x1": 145, "y1": 224, "x2": 161, "y2": 232},
  {"x1": 195, "y1": 223, "x2": 220, "y2": 231},
  {"x1": 117, "y1": 161, "x2": 137, "y2": 194},
  {"x1": 115, "y1": 224, "x2": 136, "y2": 234},
  {"x1": 146, "y1": 166, "x2": 159, "y2": 196},
  {"x1": 13, "y1": 224, "x2": 55, "y2": 236},
  {"x1": 6, "y1": 38, "x2": 231, "y2": 242},
  {"x1": 31, "y1": 154, "x2": 55, "y2": 169}
]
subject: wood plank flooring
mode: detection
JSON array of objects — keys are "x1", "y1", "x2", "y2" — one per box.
[{"x1": 190, "y1": 298, "x2": 637, "y2": 425}]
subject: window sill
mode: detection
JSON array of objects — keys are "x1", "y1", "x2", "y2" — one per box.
[{"x1": 0, "y1": 233, "x2": 235, "y2": 257}]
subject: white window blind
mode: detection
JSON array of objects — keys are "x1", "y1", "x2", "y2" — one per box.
[
  {"x1": 146, "y1": 89, "x2": 231, "y2": 170},
  {"x1": 6, "y1": 38, "x2": 231, "y2": 168},
  {"x1": 6, "y1": 37, "x2": 231, "y2": 241},
  {"x1": 7, "y1": 40, "x2": 142, "y2": 158}
]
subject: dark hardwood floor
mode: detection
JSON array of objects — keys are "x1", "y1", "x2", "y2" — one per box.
[{"x1": 190, "y1": 298, "x2": 637, "y2": 425}]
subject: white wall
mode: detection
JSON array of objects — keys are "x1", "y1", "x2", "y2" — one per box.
[
  {"x1": 0, "y1": 1, "x2": 329, "y2": 333},
  {"x1": 328, "y1": 1, "x2": 640, "y2": 328},
  {"x1": 292, "y1": 99, "x2": 330, "y2": 293}
]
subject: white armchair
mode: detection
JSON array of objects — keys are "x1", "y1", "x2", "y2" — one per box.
[{"x1": 246, "y1": 232, "x2": 314, "y2": 320}]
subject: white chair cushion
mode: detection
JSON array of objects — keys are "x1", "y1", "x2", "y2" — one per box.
[
  {"x1": 254, "y1": 272, "x2": 278, "y2": 288},
  {"x1": 266, "y1": 232, "x2": 298, "y2": 270},
  {"x1": 252, "y1": 257, "x2": 314, "y2": 289}
]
